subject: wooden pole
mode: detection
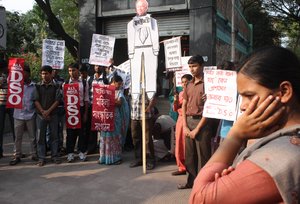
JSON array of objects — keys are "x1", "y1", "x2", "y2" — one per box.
[{"x1": 141, "y1": 52, "x2": 147, "y2": 174}]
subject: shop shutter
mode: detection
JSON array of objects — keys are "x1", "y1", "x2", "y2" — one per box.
[{"x1": 103, "y1": 12, "x2": 190, "y2": 39}]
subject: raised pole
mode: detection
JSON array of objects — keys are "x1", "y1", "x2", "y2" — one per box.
[{"x1": 141, "y1": 52, "x2": 147, "y2": 174}]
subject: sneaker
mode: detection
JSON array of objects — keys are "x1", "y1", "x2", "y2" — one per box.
[
  {"x1": 9, "y1": 157, "x2": 21, "y2": 166},
  {"x1": 67, "y1": 153, "x2": 75, "y2": 163},
  {"x1": 78, "y1": 152, "x2": 87, "y2": 162},
  {"x1": 52, "y1": 158, "x2": 62, "y2": 164}
]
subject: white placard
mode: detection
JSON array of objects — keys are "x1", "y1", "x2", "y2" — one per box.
[
  {"x1": 203, "y1": 70, "x2": 237, "y2": 121},
  {"x1": 164, "y1": 37, "x2": 182, "y2": 71},
  {"x1": 174, "y1": 56, "x2": 217, "y2": 87},
  {"x1": 42, "y1": 39, "x2": 65, "y2": 69},
  {"x1": 0, "y1": 7, "x2": 7, "y2": 49},
  {"x1": 89, "y1": 34, "x2": 115, "y2": 66},
  {"x1": 117, "y1": 60, "x2": 131, "y2": 89}
]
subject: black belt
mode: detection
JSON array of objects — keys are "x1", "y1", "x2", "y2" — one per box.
[{"x1": 187, "y1": 115, "x2": 201, "y2": 119}]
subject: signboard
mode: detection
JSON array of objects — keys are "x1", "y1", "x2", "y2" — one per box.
[
  {"x1": 91, "y1": 84, "x2": 115, "y2": 131},
  {"x1": 6, "y1": 58, "x2": 25, "y2": 109},
  {"x1": 203, "y1": 70, "x2": 237, "y2": 121},
  {"x1": 117, "y1": 60, "x2": 131, "y2": 89},
  {"x1": 89, "y1": 34, "x2": 115, "y2": 66},
  {"x1": 164, "y1": 37, "x2": 182, "y2": 71},
  {"x1": 64, "y1": 83, "x2": 81, "y2": 129},
  {"x1": 42, "y1": 39, "x2": 65, "y2": 69},
  {"x1": 0, "y1": 7, "x2": 7, "y2": 49}
]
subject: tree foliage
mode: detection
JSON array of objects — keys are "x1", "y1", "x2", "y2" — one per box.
[
  {"x1": 34, "y1": 0, "x2": 79, "y2": 60},
  {"x1": 262, "y1": 0, "x2": 300, "y2": 54},
  {"x1": 240, "y1": 0, "x2": 281, "y2": 49}
]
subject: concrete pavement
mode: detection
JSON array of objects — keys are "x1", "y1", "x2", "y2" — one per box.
[{"x1": 0, "y1": 133, "x2": 191, "y2": 204}]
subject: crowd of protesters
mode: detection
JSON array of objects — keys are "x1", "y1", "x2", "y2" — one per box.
[{"x1": 1, "y1": 47, "x2": 300, "y2": 203}]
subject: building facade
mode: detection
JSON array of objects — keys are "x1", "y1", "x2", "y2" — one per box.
[{"x1": 79, "y1": 0, "x2": 252, "y2": 77}]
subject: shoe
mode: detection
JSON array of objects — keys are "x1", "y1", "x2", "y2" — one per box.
[
  {"x1": 78, "y1": 152, "x2": 87, "y2": 162},
  {"x1": 146, "y1": 161, "x2": 155, "y2": 170},
  {"x1": 9, "y1": 157, "x2": 21, "y2": 165},
  {"x1": 129, "y1": 161, "x2": 142, "y2": 168},
  {"x1": 0, "y1": 153, "x2": 3, "y2": 159},
  {"x1": 172, "y1": 170, "x2": 186, "y2": 176},
  {"x1": 112, "y1": 159, "x2": 122, "y2": 165},
  {"x1": 177, "y1": 183, "x2": 192, "y2": 190},
  {"x1": 21, "y1": 154, "x2": 26, "y2": 158},
  {"x1": 37, "y1": 160, "x2": 46, "y2": 167},
  {"x1": 52, "y1": 158, "x2": 62, "y2": 164},
  {"x1": 31, "y1": 155, "x2": 38, "y2": 161},
  {"x1": 67, "y1": 153, "x2": 75, "y2": 163}
]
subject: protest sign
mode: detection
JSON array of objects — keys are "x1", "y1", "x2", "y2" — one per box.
[
  {"x1": 174, "y1": 56, "x2": 191, "y2": 87},
  {"x1": 6, "y1": 58, "x2": 24, "y2": 109},
  {"x1": 89, "y1": 34, "x2": 115, "y2": 66},
  {"x1": 42, "y1": 39, "x2": 65, "y2": 69},
  {"x1": 117, "y1": 60, "x2": 131, "y2": 89},
  {"x1": 164, "y1": 37, "x2": 182, "y2": 71},
  {"x1": 91, "y1": 84, "x2": 115, "y2": 131},
  {"x1": 64, "y1": 83, "x2": 81, "y2": 129},
  {"x1": 203, "y1": 70, "x2": 237, "y2": 121}
]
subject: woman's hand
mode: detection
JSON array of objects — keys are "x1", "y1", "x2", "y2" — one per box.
[
  {"x1": 214, "y1": 166, "x2": 235, "y2": 180},
  {"x1": 229, "y1": 95, "x2": 285, "y2": 141}
]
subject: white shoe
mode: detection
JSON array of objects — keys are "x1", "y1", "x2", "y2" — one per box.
[
  {"x1": 67, "y1": 153, "x2": 75, "y2": 163},
  {"x1": 78, "y1": 152, "x2": 87, "y2": 161}
]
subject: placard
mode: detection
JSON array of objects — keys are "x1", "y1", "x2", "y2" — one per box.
[
  {"x1": 64, "y1": 83, "x2": 81, "y2": 129},
  {"x1": 203, "y1": 70, "x2": 237, "y2": 121},
  {"x1": 91, "y1": 84, "x2": 115, "y2": 131},
  {"x1": 6, "y1": 58, "x2": 25, "y2": 109},
  {"x1": 89, "y1": 34, "x2": 115, "y2": 66},
  {"x1": 42, "y1": 39, "x2": 65, "y2": 69},
  {"x1": 164, "y1": 37, "x2": 182, "y2": 71}
]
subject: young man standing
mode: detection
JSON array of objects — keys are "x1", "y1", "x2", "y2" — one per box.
[
  {"x1": 64, "y1": 63, "x2": 89, "y2": 162},
  {"x1": 9, "y1": 65, "x2": 37, "y2": 165},
  {"x1": 178, "y1": 55, "x2": 213, "y2": 189},
  {"x1": 33, "y1": 65, "x2": 62, "y2": 166}
]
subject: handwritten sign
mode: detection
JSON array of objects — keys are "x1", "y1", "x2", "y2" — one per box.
[
  {"x1": 89, "y1": 34, "x2": 115, "y2": 66},
  {"x1": 6, "y1": 58, "x2": 24, "y2": 109},
  {"x1": 203, "y1": 70, "x2": 237, "y2": 121},
  {"x1": 42, "y1": 39, "x2": 65, "y2": 69},
  {"x1": 117, "y1": 60, "x2": 131, "y2": 89},
  {"x1": 91, "y1": 84, "x2": 115, "y2": 131},
  {"x1": 64, "y1": 83, "x2": 81, "y2": 129},
  {"x1": 164, "y1": 37, "x2": 182, "y2": 71}
]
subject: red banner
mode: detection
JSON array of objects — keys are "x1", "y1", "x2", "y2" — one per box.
[
  {"x1": 91, "y1": 84, "x2": 115, "y2": 131},
  {"x1": 64, "y1": 83, "x2": 81, "y2": 129},
  {"x1": 6, "y1": 58, "x2": 25, "y2": 109}
]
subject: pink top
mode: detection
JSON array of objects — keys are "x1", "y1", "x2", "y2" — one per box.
[
  {"x1": 189, "y1": 160, "x2": 283, "y2": 204},
  {"x1": 173, "y1": 91, "x2": 183, "y2": 116}
]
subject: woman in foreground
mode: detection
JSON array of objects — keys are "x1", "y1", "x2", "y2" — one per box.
[{"x1": 189, "y1": 46, "x2": 300, "y2": 204}]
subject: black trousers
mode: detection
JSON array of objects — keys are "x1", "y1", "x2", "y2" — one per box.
[
  {"x1": 66, "y1": 106, "x2": 87, "y2": 154},
  {"x1": 185, "y1": 117, "x2": 213, "y2": 187}
]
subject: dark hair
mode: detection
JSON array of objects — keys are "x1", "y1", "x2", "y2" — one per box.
[
  {"x1": 111, "y1": 74, "x2": 123, "y2": 83},
  {"x1": 218, "y1": 60, "x2": 235, "y2": 71},
  {"x1": 41, "y1": 65, "x2": 53, "y2": 73},
  {"x1": 68, "y1": 62, "x2": 79, "y2": 69},
  {"x1": 181, "y1": 74, "x2": 193, "y2": 81},
  {"x1": 188, "y1": 55, "x2": 204, "y2": 65},
  {"x1": 24, "y1": 64, "x2": 30, "y2": 73},
  {"x1": 0, "y1": 59, "x2": 7, "y2": 69},
  {"x1": 238, "y1": 46, "x2": 300, "y2": 99},
  {"x1": 79, "y1": 64, "x2": 88, "y2": 72}
]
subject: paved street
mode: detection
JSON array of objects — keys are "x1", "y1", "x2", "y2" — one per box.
[{"x1": 0, "y1": 133, "x2": 191, "y2": 204}]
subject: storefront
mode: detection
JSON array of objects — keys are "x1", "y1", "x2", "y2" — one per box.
[{"x1": 79, "y1": 0, "x2": 252, "y2": 92}]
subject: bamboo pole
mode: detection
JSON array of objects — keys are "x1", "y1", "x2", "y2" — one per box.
[{"x1": 141, "y1": 52, "x2": 147, "y2": 174}]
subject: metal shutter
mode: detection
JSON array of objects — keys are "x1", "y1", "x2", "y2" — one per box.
[{"x1": 103, "y1": 12, "x2": 190, "y2": 39}]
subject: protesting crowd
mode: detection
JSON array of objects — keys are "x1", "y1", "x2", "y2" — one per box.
[{"x1": 0, "y1": 0, "x2": 300, "y2": 203}]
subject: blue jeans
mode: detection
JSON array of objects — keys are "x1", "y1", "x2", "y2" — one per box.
[
  {"x1": 0, "y1": 105, "x2": 15, "y2": 155},
  {"x1": 36, "y1": 114, "x2": 59, "y2": 161}
]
